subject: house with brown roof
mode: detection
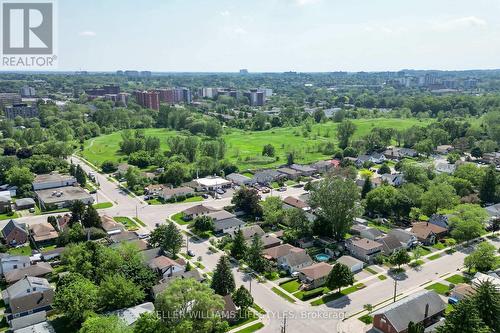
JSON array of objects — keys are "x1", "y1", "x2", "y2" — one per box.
[
  {"x1": 259, "y1": 234, "x2": 282, "y2": 249},
  {"x1": 151, "y1": 269, "x2": 205, "y2": 298},
  {"x1": 411, "y1": 222, "x2": 447, "y2": 245},
  {"x1": 263, "y1": 244, "x2": 298, "y2": 260},
  {"x1": 450, "y1": 283, "x2": 476, "y2": 301},
  {"x1": 56, "y1": 214, "x2": 71, "y2": 231},
  {"x1": 236, "y1": 225, "x2": 265, "y2": 240},
  {"x1": 5, "y1": 262, "x2": 53, "y2": 284},
  {"x1": 181, "y1": 205, "x2": 216, "y2": 220},
  {"x1": 345, "y1": 237, "x2": 383, "y2": 263},
  {"x1": 278, "y1": 249, "x2": 314, "y2": 273},
  {"x1": 148, "y1": 256, "x2": 184, "y2": 278},
  {"x1": 144, "y1": 184, "x2": 164, "y2": 197},
  {"x1": 299, "y1": 262, "x2": 332, "y2": 289},
  {"x1": 282, "y1": 196, "x2": 310, "y2": 211},
  {"x1": 101, "y1": 215, "x2": 126, "y2": 235},
  {"x1": 277, "y1": 167, "x2": 301, "y2": 180},
  {"x1": 30, "y1": 222, "x2": 58, "y2": 245},
  {"x1": 159, "y1": 186, "x2": 194, "y2": 201},
  {"x1": 1, "y1": 220, "x2": 28, "y2": 247}
]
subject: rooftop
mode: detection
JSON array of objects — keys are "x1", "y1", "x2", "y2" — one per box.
[
  {"x1": 35, "y1": 186, "x2": 92, "y2": 204},
  {"x1": 299, "y1": 262, "x2": 332, "y2": 280},
  {"x1": 33, "y1": 172, "x2": 75, "y2": 184}
]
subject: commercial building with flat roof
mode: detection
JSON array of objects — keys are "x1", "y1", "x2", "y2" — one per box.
[
  {"x1": 35, "y1": 187, "x2": 94, "y2": 210},
  {"x1": 32, "y1": 173, "x2": 77, "y2": 191}
]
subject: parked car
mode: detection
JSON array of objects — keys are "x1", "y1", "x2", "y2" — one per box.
[
  {"x1": 201, "y1": 194, "x2": 209, "y2": 199},
  {"x1": 90, "y1": 190, "x2": 97, "y2": 194},
  {"x1": 278, "y1": 187, "x2": 287, "y2": 192},
  {"x1": 187, "y1": 250, "x2": 195, "y2": 257},
  {"x1": 262, "y1": 188, "x2": 270, "y2": 194},
  {"x1": 216, "y1": 188, "x2": 225, "y2": 195}
]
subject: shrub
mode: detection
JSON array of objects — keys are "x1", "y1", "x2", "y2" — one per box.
[{"x1": 301, "y1": 288, "x2": 324, "y2": 300}]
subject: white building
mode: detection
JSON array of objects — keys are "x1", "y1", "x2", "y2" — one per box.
[{"x1": 32, "y1": 173, "x2": 77, "y2": 191}]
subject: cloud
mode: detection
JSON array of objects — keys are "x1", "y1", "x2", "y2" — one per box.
[
  {"x1": 220, "y1": 10, "x2": 230, "y2": 17},
  {"x1": 433, "y1": 16, "x2": 487, "y2": 31},
  {"x1": 293, "y1": 0, "x2": 322, "y2": 6},
  {"x1": 233, "y1": 27, "x2": 247, "y2": 34},
  {"x1": 79, "y1": 31, "x2": 96, "y2": 37}
]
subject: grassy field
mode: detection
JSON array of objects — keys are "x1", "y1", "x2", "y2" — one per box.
[
  {"x1": 113, "y1": 216, "x2": 139, "y2": 231},
  {"x1": 81, "y1": 118, "x2": 432, "y2": 170}
]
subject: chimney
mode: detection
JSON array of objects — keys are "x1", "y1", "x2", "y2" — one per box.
[{"x1": 424, "y1": 303, "x2": 429, "y2": 318}]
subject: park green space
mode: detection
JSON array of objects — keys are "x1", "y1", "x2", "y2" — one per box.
[{"x1": 81, "y1": 118, "x2": 433, "y2": 171}]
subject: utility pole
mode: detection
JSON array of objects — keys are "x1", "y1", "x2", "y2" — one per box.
[
  {"x1": 135, "y1": 205, "x2": 138, "y2": 218},
  {"x1": 281, "y1": 314, "x2": 287, "y2": 333},
  {"x1": 393, "y1": 279, "x2": 397, "y2": 303},
  {"x1": 249, "y1": 275, "x2": 252, "y2": 295},
  {"x1": 186, "y1": 234, "x2": 189, "y2": 252}
]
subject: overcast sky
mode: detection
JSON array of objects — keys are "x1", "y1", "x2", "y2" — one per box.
[{"x1": 56, "y1": 0, "x2": 500, "y2": 72}]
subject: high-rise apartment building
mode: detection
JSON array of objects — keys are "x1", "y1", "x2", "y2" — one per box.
[
  {"x1": 4, "y1": 104, "x2": 39, "y2": 119},
  {"x1": 135, "y1": 91, "x2": 160, "y2": 110},
  {"x1": 20, "y1": 86, "x2": 36, "y2": 97}
]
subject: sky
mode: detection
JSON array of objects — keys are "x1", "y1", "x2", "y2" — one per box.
[{"x1": 54, "y1": 0, "x2": 500, "y2": 72}]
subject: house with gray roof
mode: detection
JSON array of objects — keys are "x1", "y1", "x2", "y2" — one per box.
[
  {"x1": 252, "y1": 170, "x2": 283, "y2": 185},
  {"x1": 226, "y1": 173, "x2": 253, "y2": 186},
  {"x1": 108, "y1": 302, "x2": 154, "y2": 326},
  {"x1": 278, "y1": 249, "x2": 314, "y2": 273},
  {"x1": 289, "y1": 164, "x2": 316, "y2": 176},
  {"x1": 380, "y1": 173, "x2": 405, "y2": 187},
  {"x1": 213, "y1": 217, "x2": 245, "y2": 235},
  {"x1": 388, "y1": 229, "x2": 418, "y2": 249},
  {"x1": 378, "y1": 234, "x2": 405, "y2": 255},
  {"x1": 336, "y1": 255, "x2": 363, "y2": 273},
  {"x1": 373, "y1": 290, "x2": 446, "y2": 333},
  {"x1": 5, "y1": 262, "x2": 53, "y2": 284},
  {"x1": 14, "y1": 198, "x2": 35, "y2": 210},
  {"x1": 0, "y1": 255, "x2": 30, "y2": 276},
  {"x1": 360, "y1": 227, "x2": 384, "y2": 241}
]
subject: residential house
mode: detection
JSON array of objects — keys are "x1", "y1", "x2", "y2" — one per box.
[
  {"x1": 109, "y1": 302, "x2": 154, "y2": 326},
  {"x1": 32, "y1": 172, "x2": 77, "y2": 191},
  {"x1": 30, "y1": 223, "x2": 58, "y2": 245},
  {"x1": 260, "y1": 234, "x2": 282, "y2": 249},
  {"x1": 435, "y1": 145, "x2": 453, "y2": 154},
  {"x1": 35, "y1": 186, "x2": 94, "y2": 210},
  {"x1": 435, "y1": 162, "x2": 456, "y2": 174},
  {"x1": 335, "y1": 255, "x2": 364, "y2": 273},
  {"x1": 14, "y1": 322, "x2": 55, "y2": 333},
  {"x1": 378, "y1": 234, "x2": 406, "y2": 255},
  {"x1": 41, "y1": 247, "x2": 66, "y2": 261},
  {"x1": 380, "y1": 173, "x2": 405, "y2": 187},
  {"x1": 159, "y1": 186, "x2": 194, "y2": 201},
  {"x1": 151, "y1": 269, "x2": 205, "y2": 298},
  {"x1": 1, "y1": 220, "x2": 28, "y2": 246},
  {"x1": 411, "y1": 222, "x2": 447, "y2": 245},
  {"x1": 310, "y1": 160, "x2": 338, "y2": 173},
  {"x1": 359, "y1": 227, "x2": 384, "y2": 241},
  {"x1": 5, "y1": 262, "x2": 53, "y2": 284},
  {"x1": 0, "y1": 255, "x2": 30, "y2": 276},
  {"x1": 485, "y1": 203, "x2": 500, "y2": 219},
  {"x1": 226, "y1": 173, "x2": 253, "y2": 186},
  {"x1": 384, "y1": 147, "x2": 418, "y2": 160},
  {"x1": 14, "y1": 198, "x2": 35, "y2": 210},
  {"x1": 56, "y1": 214, "x2": 71, "y2": 231},
  {"x1": 481, "y1": 152, "x2": 500, "y2": 166},
  {"x1": 449, "y1": 284, "x2": 476, "y2": 301},
  {"x1": 283, "y1": 196, "x2": 310, "y2": 211},
  {"x1": 144, "y1": 184, "x2": 164, "y2": 197},
  {"x1": 252, "y1": 170, "x2": 283, "y2": 185},
  {"x1": 148, "y1": 256, "x2": 184, "y2": 278},
  {"x1": 355, "y1": 177, "x2": 382, "y2": 189},
  {"x1": 277, "y1": 167, "x2": 301, "y2": 180},
  {"x1": 220, "y1": 295, "x2": 238, "y2": 324},
  {"x1": 278, "y1": 249, "x2": 314, "y2": 273},
  {"x1": 206, "y1": 210, "x2": 236, "y2": 221},
  {"x1": 263, "y1": 244, "x2": 298, "y2": 260},
  {"x1": 181, "y1": 205, "x2": 215, "y2": 220},
  {"x1": 372, "y1": 290, "x2": 446, "y2": 333},
  {"x1": 388, "y1": 229, "x2": 418, "y2": 249},
  {"x1": 471, "y1": 272, "x2": 500, "y2": 288},
  {"x1": 350, "y1": 224, "x2": 368, "y2": 236},
  {"x1": 188, "y1": 176, "x2": 231, "y2": 191},
  {"x1": 109, "y1": 231, "x2": 138, "y2": 244},
  {"x1": 289, "y1": 164, "x2": 316, "y2": 176},
  {"x1": 101, "y1": 215, "x2": 125, "y2": 235},
  {"x1": 0, "y1": 196, "x2": 10, "y2": 213},
  {"x1": 213, "y1": 218, "x2": 245, "y2": 235},
  {"x1": 298, "y1": 262, "x2": 332, "y2": 289},
  {"x1": 428, "y1": 214, "x2": 450, "y2": 229},
  {"x1": 3, "y1": 277, "x2": 54, "y2": 330},
  {"x1": 236, "y1": 225, "x2": 265, "y2": 240},
  {"x1": 356, "y1": 153, "x2": 386, "y2": 167},
  {"x1": 345, "y1": 237, "x2": 383, "y2": 263}
]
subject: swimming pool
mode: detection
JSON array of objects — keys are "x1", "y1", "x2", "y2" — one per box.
[{"x1": 315, "y1": 253, "x2": 331, "y2": 262}]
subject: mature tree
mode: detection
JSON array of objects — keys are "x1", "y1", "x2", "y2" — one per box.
[
  {"x1": 75, "y1": 164, "x2": 87, "y2": 186},
  {"x1": 211, "y1": 256, "x2": 236, "y2": 296},
  {"x1": 407, "y1": 322, "x2": 424, "y2": 333},
  {"x1": 193, "y1": 216, "x2": 214, "y2": 232},
  {"x1": 230, "y1": 229, "x2": 247, "y2": 260},
  {"x1": 6, "y1": 166, "x2": 34, "y2": 187},
  {"x1": 101, "y1": 160, "x2": 117, "y2": 173},
  {"x1": 149, "y1": 222, "x2": 183, "y2": 258},
  {"x1": 124, "y1": 166, "x2": 142, "y2": 189},
  {"x1": 246, "y1": 235, "x2": 266, "y2": 273},
  {"x1": 365, "y1": 185, "x2": 399, "y2": 216},
  {"x1": 70, "y1": 200, "x2": 86, "y2": 223},
  {"x1": 437, "y1": 298, "x2": 490, "y2": 333},
  {"x1": 454, "y1": 163, "x2": 485, "y2": 187},
  {"x1": 449, "y1": 204, "x2": 487, "y2": 244},
  {"x1": 80, "y1": 315, "x2": 132, "y2": 333},
  {"x1": 378, "y1": 164, "x2": 391, "y2": 175},
  {"x1": 464, "y1": 242, "x2": 498, "y2": 273},
  {"x1": 115, "y1": 242, "x2": 157, "y2": 291},
  {"x1": 54, "y1": 273, "x2": 99, "y2": 324},
  {"x1": 390, "y1": 249, "x2": 411, "y2": 269},
  {"x1": 309, "y1": 176, "x2": 361, "y2": 240},
  {"x1": 231, "y1": 187, "x2": 262, "y2": 216},
  {"x1": 262, "y1": 144, "x2": 275, "y2": 157},
  {"x1": 479, "y1": 166, "x2": 498, "y2": 203},
  {"x1": 401, "y1": 162, "x2": 429, "y2": 185},
  {"x1": 420, "y1": 183, "x2": 459, "y2": 216},
  {"x1": 283, "y1": 208, "x2": 312, "y2": 240},
  {"x1": 361, "y1": 177, "x2": 372, "y2": 199},
  {"x1": 98, "y1": 274, "x2": 145, "y2": 311},
  {"x1": 337, "y1": 120, "x2": 357, "y2": 149},
  {"x1": 233, "y1": 286, "x2": 253, "y2": 312},
  {"x1": 155, "y1": 278, "x2": 228, "y2": 333},
  {"x1": 326, "y1": 263, "x2": 354, "y2": 293},
  {"x1": 473, "y1": 281, "x2": 500, "y2": 332},
  {"x1": 133, "y1": 313, "x2": 166, "y2": 333},
  {"x1": 261, "y1": 196, "x2": 284, "y2": 227},
  {"x1": 82, "y1": 204, "x2": 101, "y2": 228}
]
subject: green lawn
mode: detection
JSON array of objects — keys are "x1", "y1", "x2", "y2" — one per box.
[
  {"x1": 279, "y1": 280, "x2": 301, "y2": 293},
  {"x1": 93, "y1": 202, "x2": 113, "y2": 209},
  {"x1": 445, "y1": 274, "x2": 468, "y2": 284},
  {"x1": 133, "y1": 217, "x2": 146, "y2": 227},
  {"x1": 425, "y1": 283, "x2": 451, "y2": 295},
  {"x1": 311, "y1": 283, "x2": 366, "y2": 306},
  {"x1": 251, "y1": 303, "x2": 266, "y2": 315},
  {"x1": 7, "y1": 245, "x2": 32, "y2": 256},
  {"x1": 113, "y1": 216, "x2": 138, "y2": 230},
  {"x1": 427, "y1": 253, "x2": 441, "y2": 261},
  {"x1": 170, "y1": 212, "x2": 190, "y2": 225},
  {"x1": 81, "y1": 119, "x2": 433, "y2": 170},
  {"x1": 364, "y1": 267, "x2": 378, "y2": 275},
  {"x1": 176, "y1": 196, "x2": 203, "y2": 203},
  {"x1": 367, "y1": 221, "x2": 392, "y2": 233},
  {"x1": 147, "y1": 198, "x2": 165, "y2": 205},
  {"x1": 233, "y1": 322, "x2": 264, "y2": 333},
  {"x1": 0, "y1": 212, "x2": 19, "y2": 221},
  {"x1": 271, "y1": 287, "x2": 296, "y2": 303},
  {"x1": 377, "y1": 275, "x2": 388, "y2": 281},
  {"x1": 358, "y1": 314, "x2": 373, "y2": 324}
]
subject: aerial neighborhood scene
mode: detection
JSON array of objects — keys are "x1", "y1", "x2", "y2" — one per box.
[{"x1": 0, "y1": 1, "x2": 499, "y2": 333}]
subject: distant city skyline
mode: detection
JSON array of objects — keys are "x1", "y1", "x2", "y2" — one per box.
[{"x1": 45, "y1": 0, "x2": 500, "y2": 72}]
